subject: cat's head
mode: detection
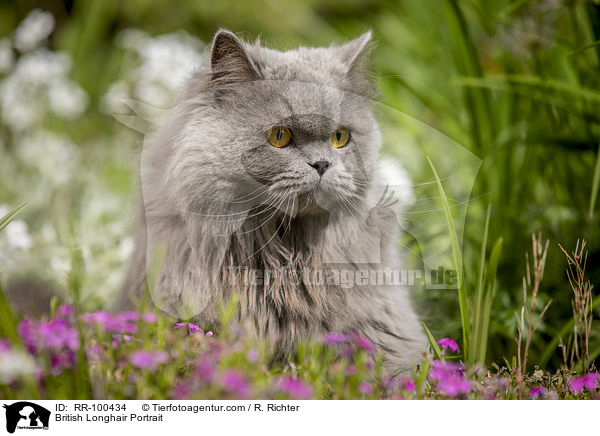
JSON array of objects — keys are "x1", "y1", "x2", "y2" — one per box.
[{"x1": 166, "y1": 30, "x2": 381, "y2": 221}]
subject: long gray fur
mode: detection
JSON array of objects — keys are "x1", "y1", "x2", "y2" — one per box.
[{"x1": 115, "y1": 30, "x2": 426, "y2": 374}]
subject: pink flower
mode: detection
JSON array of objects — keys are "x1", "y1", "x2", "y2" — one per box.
[
  {"x1": 359, "y1": 382, "x2": 372, "y2": 395},
  {"x1": 569, "y1": 373, "x2": 599, "y2": 393},
  {"x1": 352, "y1": 335, "x2": 376, "y2": 355},
  {"x1": 429, "y1": 360, "x2": 470, "y2": 397},
  {"x1": 18, "y1": 318, "x2": 79, "y2": 352},
  {"x1": 530, "y1": 386, "x2": 546, "y2": 399},
  {"x1": 175, "y1": 322, "x2": 204, "y2": 336},
  {"x1": 221, "y1": 371, "x2": 250, "y2": 398},
  {"x1": 0, "y1": 339, "x2": 12, "y2": 352},
  {"x1": 18, "y1": 317, "x2": 80, "y2": 374},
  {"x1": 437, "y1": 338, "x2": 460, "y2": 354},
  {"x1": 438, "y1": 378, "x2": 471, "y2": 397},
  {"x1": 402, "y1": 378, "x2": 416, "y2": 393},
  {"x1": 86, "y1": 345, "x2": 103, "y2": 364},
  {"x1": 246, "y1": 349, "x2": 259, "y2": 362},
  {"x1": 55, "y1": 304, "x2": 74, "y2": 318},
  {"x1": 429, "y1": 360, "x2": 464, "y2": 380},
  {"x1": 142, "y1": 312, "x2": 158, "y2": 323},
  {"x1": 129, "y1": 350, "x2": 169, "y2": 370},
  {"x1": 323, "y1": 332, "x2": 349, "y2": 345},
  {"x1": 82, "y1": 311, "x2": 138, "y2": 334},
  {"x1": 195, "y1": 357, "x2": 217, "y2": 382},
  {"x1": 279, "y1": 376, "x2": 312, "y2": 399}
]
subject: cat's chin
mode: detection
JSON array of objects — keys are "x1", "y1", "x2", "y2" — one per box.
[{"x1": 293, "y1": 190, "x2": 337, "y2": 217}]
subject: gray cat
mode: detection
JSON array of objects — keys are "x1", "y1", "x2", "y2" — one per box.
[{"x1": 115, "y1": 29, "x2": 426, "y2": 374}]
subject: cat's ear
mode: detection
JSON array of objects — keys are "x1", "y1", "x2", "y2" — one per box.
[
  {"x1": 210, "y1": 30, "x2": 259, "y2": 88},
  {"x1": 337, "y1": 31, "x2": 376, "y2": 97}
]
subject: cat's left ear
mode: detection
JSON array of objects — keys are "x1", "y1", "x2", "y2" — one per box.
[{"x1": 336, "y1": 31, "x2": 376, "y2": 97}]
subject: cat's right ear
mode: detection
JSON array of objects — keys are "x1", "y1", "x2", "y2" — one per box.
[{"x1": 210, "y1": 30, "x2": 258, "y2": 88}]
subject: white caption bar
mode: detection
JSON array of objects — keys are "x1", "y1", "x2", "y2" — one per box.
[{"x1": 0, "y1": 400, "x2": 595, "y2": 435}]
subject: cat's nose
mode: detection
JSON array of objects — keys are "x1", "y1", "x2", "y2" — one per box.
[{"x1": 309, "y1": 160, "x2": 330, "y2": 176}]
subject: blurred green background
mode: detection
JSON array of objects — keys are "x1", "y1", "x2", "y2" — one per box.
[{"x1": 0, "y1": 0, "x2": 599, "y2": 370}]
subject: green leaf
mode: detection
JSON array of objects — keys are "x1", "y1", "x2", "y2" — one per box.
[
  {"x1": 471, "y1": 204, "x2": 492, "y2": 365},
  {"x1": 589, "y1": 145, "x2": 600, "y2": 219},
  {"x1": 421, "y1": 321, "x2": 443, "y2": 361},
  {"x1": 427, "y1": 156, "x2": 470, "y2": 359},
  {"x1": 0, "y1": 202, "x2": 29, "y2": 233},
  {"x1": 478, "y1": 237, "x2": 503, "y2": 364}
]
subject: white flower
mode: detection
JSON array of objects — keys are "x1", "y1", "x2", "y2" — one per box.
[
  {"x1": 13, "y1": 9, "x2": 55, "y2": 52},
  {"x1": 0, "y1": 73, "x2": 41, "y2": 130},
  {"x1": 99, "y1": 80, "x2": 130, "y2": 114},
  {"x1": 0, "y1": 349, "x2": 37, "y2": 383},
  {"x1": 0, "y1": 49, "x2": 84, "y2": 130},
  {"x1": 14, "y1": 49, "x2": 71, "y2": 84},
  {"x1": 119, "y1": 237, "x2": 134, "y2": 258},
  {"x1": 104, "y1": 29, "x2": 203, "y2": 108},
  {"x1": 48, "y1": 78, "x2": 88, "y2": 119},
  {"x1": 17, "y1": 130, "x2": 79, "y2": 185},
  {"x1": 0, "y1": 38, "x2": 14, "y2": 73},
  {"x1": 3, "y1": 220, "x2": 33, "y2": 251}
]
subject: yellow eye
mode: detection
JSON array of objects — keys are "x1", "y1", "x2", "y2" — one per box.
[
  {"x1": 267, "y1": 126, "x2": 291, "y2": 148},
  {"x1": 331, "y1": 127, "x2": 350, "y2": 148}
]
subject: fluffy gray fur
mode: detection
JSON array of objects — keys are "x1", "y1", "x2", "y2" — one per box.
[{"x1": 115, "y1": 30, "x2": 425, "y2": 374}]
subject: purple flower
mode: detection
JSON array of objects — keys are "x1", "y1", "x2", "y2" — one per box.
[
  {"x1": 323, "y1": 332, "x2": 349, "y2": 346},
  {"x1": 129, "y1": 350, "x2": 169, "y2": 370},
  {"x1": 221, "y1": 371, "x2": 250, "y2": 398},
  {"x1": 173, "y1": 384, "x2": 191, "y2": 400},
  {"x1": 18, "y1": 318, "x2": 79, "y2": 352},
  {"x1": 351, "y1": 335, "x2": 376, "y2": 355},
  {"x1": 81, "y1": 311, "x2": 112, "y2": 327},
  {"x1": 438, "y1": 378, "x2": 471, "y2": 397},
  {"x1": 359, "y1": 382, "x2": 373, "y2": 395},
  {"x1": 437, "y1": 338, "x2": 460, "y2": 354},
  {"x1": 142, "y1": 312, "x2": 158, "y2": 323},
  {"x1": 55, "y1": 304, "x2": 74, "y2": 318},
  {"x1": 246, "y1": 349, "x2": 259, "y2": 362},
  {"x1": 18, "y1": 317, "x2": 80, "y2": 374},
  {"x1": 195, "y1": 357, "x2": 217, "y2": 382},
  {"x1": 569, "y1": 373, "x2": 599, "y2": 393},
  {"x1": 86, "y1": 345, "x2": 103, "y2": 364},
  {"x1": 0, "y1": 339, "x2": 12, "y2": 352},
  {"x1": 429, "y1": 360, "x2": 470, "y2": 397},
  {"x1": 175, "y1": 323, "x2": 204, "y2": 336},
  {"x1": 401, "y1": 378, "x2": 416, "y2": 393},
  {"x1": 530, "y1": 386, "x2": 546, "y2": 399},
  {"x1": 82, "y1": 311, "x2": 138, "y2": 334},
  {"x1": 429, "y1": 360, "x2": 464, "y2": 380},
  {"x1": 279, "y1": 376, "x2": 312, "y2": 399}
]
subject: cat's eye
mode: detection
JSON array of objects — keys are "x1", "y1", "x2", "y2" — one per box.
[
  {"x1": 267, "y1": 126, "x2": 292, "y2": 148},
  {"x1": 331, "y1": 127, "x2": 350, "y2": 148}
]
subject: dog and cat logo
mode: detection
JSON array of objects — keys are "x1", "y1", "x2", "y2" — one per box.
[{"x1": 2, "y1": 402, "x2": 50, "y2": 433}]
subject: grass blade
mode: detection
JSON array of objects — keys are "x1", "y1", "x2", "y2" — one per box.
[
  {"x1": 427, "y1": 156, "x2": 469, "y2": 359},
  {"x1": 589, "y1": 145, "x2": 600, "y2": 218},
  {"x1": 0, "y1": 202, "x2": 29, "y2": 233},
  {"x1": 472, "y1": 204, "x2": 492, "y2": 364},
  {"x1": 421, "y1": 321, "x2": 443, "y2": 360},
  {"x1": 478, "y1": 237, "x2": 503, "y2": 364}
]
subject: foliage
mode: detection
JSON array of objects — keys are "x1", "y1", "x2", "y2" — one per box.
[{"x1": 1, "y1": 0, "x2": 599, "y2": 398}]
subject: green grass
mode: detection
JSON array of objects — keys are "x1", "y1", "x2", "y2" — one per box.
[{"x1": 0, "y1": 0, "x2": 598, "y2": 399}]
